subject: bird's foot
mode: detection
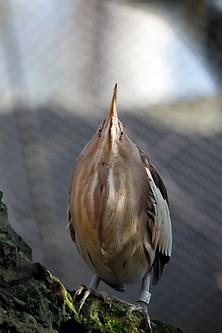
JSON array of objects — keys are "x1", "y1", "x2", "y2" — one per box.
[
  {"x1": 73, "y1": 285, "x2": 92, "y2": 313},
  {"x1": 127, "y1": 301, "x2": 153, "y2": 333},
  {"x1": 96, "y1": 290, "x2": 112, "y2": 305},
  {"x1": 73, "y1": 284, "x2": 85, "y2": 301},
  {"x1": 73, "y1": 285, "x2": 112, "y2": 313},
  {"x1": 112, "y1": 296, "x2": 135, "y2": 308},
  {"x1": 126, "y1": 303, "x2": 143, "y2": 316},
  {"x1": 138, "y1": 301, "x2": 153, "y2": 333}
]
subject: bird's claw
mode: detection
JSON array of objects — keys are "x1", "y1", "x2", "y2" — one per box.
[
  {"x1": 78, "y1": 289, "x2": 91, "y2": 313},
  {"x1": 97, "y1": 290, "x2": 112, "y2": 306},
  {"x1": 127, "y1": 302, "x2": 153, "y2": 333},
  {"x1": 144, "y1": 313, "x2": 153, "y2": 333},
  {"x1": 73, "y1": 285, "x2": 85, "y2": 301},
  {"x1": 73, "y1": 285, "x2": 91, "y2": 313},
  {"x1": 126, "y1": 304, "x2": 143, "y2": 316},
  {"x1": 138, "y1": 301, "x2": 153, "y2": 333},
  {"x1": 73, "y1": 286, "x2": 112, "y2": 313}
]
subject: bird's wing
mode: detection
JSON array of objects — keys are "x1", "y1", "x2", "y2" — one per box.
[
  {"x1": 138, "y1": 149, "x2": 172, "y2": 284},
  {"x1": 67, "y1": 195, "x2": 75, "y2": 243}
]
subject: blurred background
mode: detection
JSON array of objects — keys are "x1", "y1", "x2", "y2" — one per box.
[{"x1": 0, "y1": 0, "x2": 222, "y2": 332}]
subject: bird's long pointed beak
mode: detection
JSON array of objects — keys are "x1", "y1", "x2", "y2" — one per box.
[
  {"x1": 109, "y1": 83, "x2": 118, "y2": 120},
  {"x1": 105, "y1": 83, "x2": 119, "y2": 127}
]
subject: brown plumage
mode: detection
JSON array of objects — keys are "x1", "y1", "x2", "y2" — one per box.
[{"x1": 68, "y1": 85, "x2": 172, "y2": 327}]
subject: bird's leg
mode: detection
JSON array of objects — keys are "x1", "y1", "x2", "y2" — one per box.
[
  {"x1": 138, "y1": 272, "x2": 152, "y2": 332},
  {"x1": 89, "y1": 275, "x2": 112, "y2": 305},
  {"x1": 138, "y1": 271, "x2": 151, "y2": 306},
  {"x1": 89, "y1": 274, "x2": 100, "y2": 290},
  {"x1": 127, "y1": 273, "x2": 152, "y2": 332},
  {"x1": 74, "y1": 274, "x2": 101, "y2": 313}
]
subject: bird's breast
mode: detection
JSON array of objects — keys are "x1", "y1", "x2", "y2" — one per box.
[{"x1": 70, "y1": 159, "x2": 152, "y2": 284}]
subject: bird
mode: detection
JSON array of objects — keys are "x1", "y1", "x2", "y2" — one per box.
[{"x1": 68, "y1": 84, "x2": 172, "y2": 331}]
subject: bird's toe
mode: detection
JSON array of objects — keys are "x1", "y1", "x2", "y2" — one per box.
[
  {"x1": 137, "y1": 301, "x2": 153, "y2": 333},
  {"x1": 126, "y1": 301, "x2": 153, "y2": 333},
  {"x1": 73, "y1": 284, "x2": 86, "y2": 301},
  {"x1": 126, "y1": 303, "x2": 143, "y2": 316},
  {"x1": 78, "y1": 289, "x2": 91, "y2": 313},
  {"x1": 72, "y1": 285, "x2": 92, "y2": 313},
  {"x1": 95, "y1": 290, "x2": 112, "y2": 305}
]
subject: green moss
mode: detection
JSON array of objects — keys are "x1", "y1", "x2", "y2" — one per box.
[
  {"x1": 48, "y1": 272, "x2": 76, "y2": 314},
  {"x1": 71, "y1": 290, "x2": 147, "y2": 333}
]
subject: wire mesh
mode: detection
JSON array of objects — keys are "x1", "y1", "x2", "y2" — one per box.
[{"x1": 0, "y1": 1, "x2": 222, "y2": 332}]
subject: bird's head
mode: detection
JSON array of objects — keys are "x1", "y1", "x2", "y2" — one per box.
[
  {"x1": 96, "y1": 84, "x2": 124, "y2": 152},
  {"x1": 79, "y1": 84, "x2": 137, "y2": 165},
  {"x1": 94, "y1": 83, "x2": 135, "y2": 161}
]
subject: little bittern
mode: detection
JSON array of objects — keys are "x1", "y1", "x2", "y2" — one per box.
[{"x1": 68, "y1": 84, "x2": 172, "y2": 331}]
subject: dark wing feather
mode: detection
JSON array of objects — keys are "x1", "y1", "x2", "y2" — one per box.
[
  {"x1": 138, "y1": 148, "x2": 172, "y2": 285},
  {"x1": 67, "y1": 200, "x2": 75, "y2": 243},
  {"x1": 152, "y1": 251, "x2": 170, "y2": 285},
  {"x1": 149, "y1": 164, "x2": 169, "y2": 204}
]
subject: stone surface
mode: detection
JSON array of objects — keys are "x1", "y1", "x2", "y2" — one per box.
[{"x1": 0, "y1": 191, "x2": 183, "y2": 333}]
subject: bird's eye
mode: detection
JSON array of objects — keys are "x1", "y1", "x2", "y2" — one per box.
[
  {"x1": 98, "y1": 127, "x2": 102, "y2": 137},
  {"x1": 119, "y1": 130, "x2": 124, "y2": 141},
  {"x1": 98, "y1": 120, "x2": 106, "y2": 137}
]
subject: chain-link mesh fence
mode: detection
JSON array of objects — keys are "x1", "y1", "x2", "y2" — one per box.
[{"x1": 0, "y1": 1, "x2": 222, "y2": 332}]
